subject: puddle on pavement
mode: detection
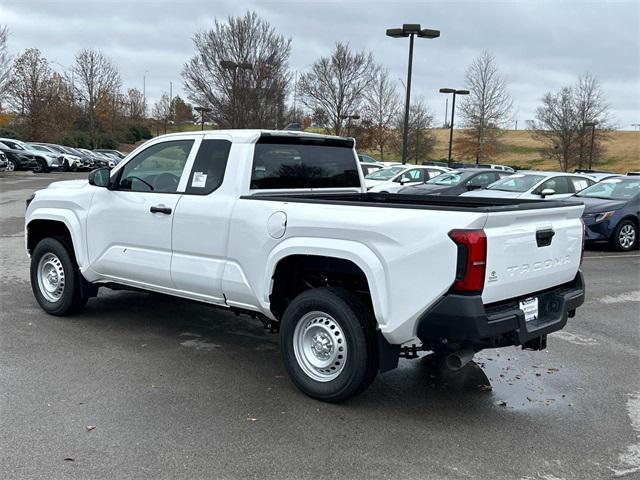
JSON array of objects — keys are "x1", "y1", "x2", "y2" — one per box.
[{"x1": 416, "y1": 350, "x2": 574, "y2": 411}]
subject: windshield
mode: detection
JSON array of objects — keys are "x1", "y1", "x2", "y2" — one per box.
[
  {"x1": 29, "y1": 144, "x2": 51, "y2": 152},
  {"x1": 426, "y1": 171, "x2": 472, "y2": 186},
  {"x1": 576, "y1": 178, "x2": 640, "y2": 200},
  {"x1": 487, "y1": 174, "x2": 544, "y2": 192},
  {"x1": 365, "y1": 166, "x2": 405, "y2": 180}
]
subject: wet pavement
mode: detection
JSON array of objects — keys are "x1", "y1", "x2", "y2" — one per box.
[{"x1": 1, "y1": 171, "x2": 639, "y2": 479}]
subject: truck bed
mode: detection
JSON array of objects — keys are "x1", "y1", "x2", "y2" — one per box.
[{"x1": 241, "y1": 191, "x2": 583, "y2": 212}]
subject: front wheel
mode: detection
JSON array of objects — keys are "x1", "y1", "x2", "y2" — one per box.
[
  {"x1": 280, "y1": 288, "x2": 378, "y2": 402},
  {"x1": 612, "y1": 219, "x2": 638, "y2": 251},
  {"x1": 30, "y1": 238, "x2": 88, "y2": 315},
  {"x1": 33, "y1": 159, "x2": 48, "y2": 173}
]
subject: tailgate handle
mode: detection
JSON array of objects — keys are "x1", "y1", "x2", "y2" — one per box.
[{"x1": 536, "y1": 228, "x2": 555, "y2": 247}]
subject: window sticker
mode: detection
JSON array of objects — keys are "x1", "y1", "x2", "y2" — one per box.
[{"x1": 192, "y1": 172, "x2": 207, "y2": 188}]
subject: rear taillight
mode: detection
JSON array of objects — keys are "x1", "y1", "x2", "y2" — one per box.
[
  {"x1": 449, "y1": 229, "x2": 487, "y2": 293},
  {"x1": 580, "y1": 219, "x2": 586, "y2": 267}
]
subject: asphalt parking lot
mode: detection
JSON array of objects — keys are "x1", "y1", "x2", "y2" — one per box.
[{"x1": 1, "y1": 171, "x2": 639, "y2": 480}]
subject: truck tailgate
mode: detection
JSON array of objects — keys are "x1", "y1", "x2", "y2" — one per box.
[{"x1": 482, "y1": 203, "x2": 584, "y2": 304}]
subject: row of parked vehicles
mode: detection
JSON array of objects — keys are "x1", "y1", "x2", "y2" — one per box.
[
  {"x1": 0, "y1": 137, "x2": 125, "y2": 173},
  {"x1": 358, "y1": 156, "x2": 640, "y2": 252}
]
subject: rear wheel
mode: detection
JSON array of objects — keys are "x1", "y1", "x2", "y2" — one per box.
[
  {"x1": 30, "y1": 238, "x2": 88, "y2": 315},
  {"x1": 6, "y1": 159, "x2": 18, "y2": 171},
  {"x1": 280, "y1": 288, "x2": 378, "y2": 402},
  {"x1": 612, "y1": 219, "x2": 638, "y2": 251}
]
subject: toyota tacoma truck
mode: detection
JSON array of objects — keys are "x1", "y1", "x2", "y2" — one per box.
[{"x1": 25, "y1": 130, "x2": 585, "y2": 402}]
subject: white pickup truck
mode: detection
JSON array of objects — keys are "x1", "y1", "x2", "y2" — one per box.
[{"x1": 25, "y1": 130, "x2": 585, "y2": 401}]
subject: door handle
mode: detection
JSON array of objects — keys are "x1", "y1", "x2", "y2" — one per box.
[{"x1": 150, "y1": 205, "x2": 172, "y2": 214}]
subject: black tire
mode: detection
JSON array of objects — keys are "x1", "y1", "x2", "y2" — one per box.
[
  {"x1": 33, "y1": 158, "x2": 48, "y2": 173},
  {"x1": 611, "y1": 219, "x2": 638, "y2": 251},
  {"x1": 30, "y1": 238, "x2": 88, "y2": 315},
  {"x1": 280, "y1": 288, "x2": 378, "y2": 402},
  {"x1": 7, "y1": 159, "x2": 18, "y2": 172}
]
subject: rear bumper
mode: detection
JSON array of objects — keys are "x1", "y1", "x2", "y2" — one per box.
[{"x1": 417, "y1": 272, "x2": 585, "y2": 348}]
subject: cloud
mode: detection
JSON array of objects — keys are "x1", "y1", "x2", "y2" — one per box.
[{"x1": 1, "y1": 0, "x2": 638, "y2": 128}]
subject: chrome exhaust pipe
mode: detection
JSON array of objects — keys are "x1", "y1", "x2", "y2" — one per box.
[{"x1": 445, "y1": 349, "x2": 475, "y2": 371}]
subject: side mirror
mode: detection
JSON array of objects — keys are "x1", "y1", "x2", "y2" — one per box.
[
  {"x1": 540, "y1": 188, "x2": 555, "y2": 198},
  {"x1": 399, "y1": 176, "x2": 411, "y2": 185},
  {"x1": 88, "y1": 167, "x2": 111, "y2": 188}
]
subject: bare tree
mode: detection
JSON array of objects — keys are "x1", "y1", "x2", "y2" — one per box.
[
  {"x1": 182, "y1": 11, "x2": 291, "y2": 129},
  {"x1": 573, "y1": 73, "x2": 613, "y2": 169},
  {"x1": 459, "y1": 51, "x2": 513, "y2": 163},
  {"x1": 298, "y1": 42, "x2": 378, "y2": 136},
  {"x1": 73, "y1": 49, "x2": 121, "y2": 147},
  {"x1": 152, "y1": 92, "x2": 172, "y2": 134},
  {"x1": 126, "y1": 88, "x2": 146, "y2": 122},
  {"x1": 7, "y1": 48, "x2": 54, "y2": 139},
  {"x1": 530, "y1": 74, "x2": 612, "y2": 171},
  {"x1": 393, "y1": 97, "x2": 435, "y2": 164},
  {"x1": 362, "y1": 68, "x2": 400, "y2": 160},
  {"x1": 0, "y1": 25, "x2": 11, "y2": 110}
]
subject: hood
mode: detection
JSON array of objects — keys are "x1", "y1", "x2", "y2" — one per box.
[
  {"x1": 365, "y1": 179, "x2": 386, "y2": 188},
  {"x1": 460, "y1": 189, "x2": 523, "y2": 199},
  {"x1": 576, "y1": 196, "x2": 627, "y2": 213},
  {"x1": 47, "y1": 179, "x2": 89, "y2": 189},
  {"x1": 400, "y1": 183, "x2": 458, "y2": 195}
]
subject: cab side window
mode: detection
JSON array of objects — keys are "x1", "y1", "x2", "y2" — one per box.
[
  {"x1": 535, "y1": 177, "x2": 572, "y2": 194},
  {"x1": 570, "y1": 177, "x2": 593, "y2": 193},
  {"x1": 185, "y1": 140, "x2": 232, "y2": 195},
  {"x1": 117, "y1": 140, "x2": 193, "y2": 193}
]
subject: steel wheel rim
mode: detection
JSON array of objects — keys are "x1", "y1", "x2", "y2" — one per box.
[
  {"x1": 293, "y1": 311, "x2": 347, "y2": 382},
  {"x1": 6, "y1": 161, "x2": 15, "y2": 171},
  {"x1": 37, "y1": 253, "x2": 66, "y2": 302},
  {"x1": 619, "y1": 224, "x2": 635, "y2": 249}
]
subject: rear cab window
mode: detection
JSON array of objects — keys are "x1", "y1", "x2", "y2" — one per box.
[{"x1": 250, "y1": 135, "x2": 360, "y2": 190}]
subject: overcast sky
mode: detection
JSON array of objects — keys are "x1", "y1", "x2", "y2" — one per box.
[{"x1": 1, "y1": 0, "x2": 638, "y2": 129}]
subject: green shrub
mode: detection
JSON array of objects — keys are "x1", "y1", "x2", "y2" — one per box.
[{"x1": 0, "y1": 127, "x2": 23, "y2": 140}]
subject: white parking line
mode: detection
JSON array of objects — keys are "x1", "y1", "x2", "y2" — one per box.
[{"x1": 585, "y1": 254, "x2": 640, "y2": 259}]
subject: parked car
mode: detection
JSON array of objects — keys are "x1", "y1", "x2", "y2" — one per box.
[
  {"x1": 575, "y1": 176, "x2": 640, "y2": 251},
  {"x1": 476, "y1": 163, "x2": 515, "y2": 172},
  {"x1": 0, "y1": 142, "x2": 38, "y2": 172},
  {"x1": 574, "y1": 169, "x2": 623, "y2": 182},
  {"x1": 461, "y1": 171, "x2": 594, "y2": 200},
  {"x1": 93, "y1": 149, "x2": 126, "y2": 160},
  {"x1": 0, "y1": 138, "x2": 63, "y2": 173},
  {"x1": 77, "y1": 148, "x2": 116, "y2": 168},
  {"x1": 360, "y1": 161, "x2": 383, "y2": 176},
  {"x1": 0, "y1": 151, "x2": 8, "y2": 170},
  {"x1": 399, "y1": 169, "x2": 511, "y2": 196},
  {"x1": 25, "y1": 129, "x2": 585, "y2": 402},
  {"x1": 31, "y1": 143, "x2": 83, "y2": 170},
  {"x1": 367, "y1": 165, "x2": 451, "y2": 193},
  {"x1": 358, "y1": 154, "x2": 380, "y2": 164}
]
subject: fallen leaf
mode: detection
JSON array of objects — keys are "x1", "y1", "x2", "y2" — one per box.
[
  {"x1": 247, "y1": 417, "x2": 257, "y2": 422},
  {"x1": 63, "y1": 457, "x2": 74, "y2": 462},
  {"x1": 86, "y1": 425, "x2": 96, "y2": 432},
  {"x1": 547, "y1": 367, "x2": 559, "y2": 373},
  {"x1": 477, "y1": 384, "x2": 492, "y2": 392},
  {"x1": 497, "y1": 400, "x2": 507, "y2": 407}
]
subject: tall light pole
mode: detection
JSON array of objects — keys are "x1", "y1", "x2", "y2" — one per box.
[
  {"x1": 387, "y1": 24, "x2": 440, "y2": 164},
  {"x1": 340, "y1": 114, "x2": 360, "y2": 136},
  {"x1": 143, "y1": 70, "x2": 149, "y2": 117},
  {"x1": 584, "y1": 121, "x2": 597, "y2": 169},
  {"x1": 220, "y1": 60, "x2": 253, "y2": 128},
  {"x1": 439, "y1": 88, "x2": 469, "y2": 167}
]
